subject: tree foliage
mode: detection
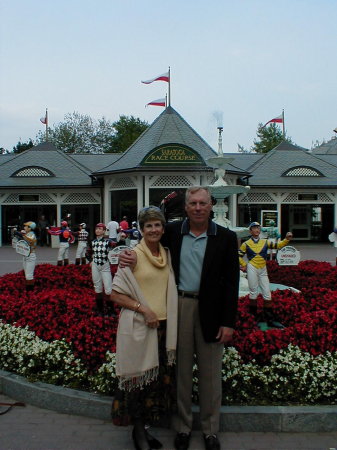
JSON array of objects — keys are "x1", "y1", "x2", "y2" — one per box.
[
  {"x1": 107, "y1": 115, "x2": 149, "y2": 153},
  {"x1": 35, "y1": 112, "x2": 149, "y2": 154},
  {"x1": 36, "y1": 112, "x2": 113, "y2": 154},
  {"x1": 251, "y1": 123, "x2": 292, "y2": 154},
  {"x1": 12, "y1": 139, "x2": 34, "y2": 154}
]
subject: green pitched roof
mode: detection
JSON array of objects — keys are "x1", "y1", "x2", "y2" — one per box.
[
  {"x1": 94, "y1": 106, "x2": 218, "y2": 174},
  {"x1": 245, "y1": 141, "x2": 337, "y2": 187},
  {"x1": 0, "y1": 142, "x2": 94, "y2": 188}
]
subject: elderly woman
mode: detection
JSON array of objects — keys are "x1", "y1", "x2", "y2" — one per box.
[{"x1": 111, "y1": 206, "x2": 178, "y2": 450}]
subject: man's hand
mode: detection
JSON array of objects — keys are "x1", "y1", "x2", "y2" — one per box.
[
  {"x1": 119, "y1": 249, "x2": 137, "y2": 268},
  {"x1": 285, "y1": 232, "x2": 293, "y2": 240},
  {"x1": 216, "y1": 326, "x2": 234, "y2": 344}
]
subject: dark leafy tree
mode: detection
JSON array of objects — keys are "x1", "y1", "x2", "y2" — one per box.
[
  {"x1": 36, "y1": 112, "x2": 112, "y2": 154},
  {"x1": 35, "y1": 112, "x2": 148, "y2": 154},
  {"x1": 251, "y1": 123, "x2": 292, "y2": 154},
  {"x1": 12, "y1": 139, "x2": 34, "y2": 154},
  {"x1": 106, "y1": 115, "x2": 149, "y2": 153}
]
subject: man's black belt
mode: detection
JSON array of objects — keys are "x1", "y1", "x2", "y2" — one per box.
[{"x1": 178, "y1": 290, "x2": 199, "y2": 299}]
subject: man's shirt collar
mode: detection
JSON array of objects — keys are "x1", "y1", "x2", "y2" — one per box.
[{"x1": 181, "y1": 218, "x2": 217, "y2": 236}]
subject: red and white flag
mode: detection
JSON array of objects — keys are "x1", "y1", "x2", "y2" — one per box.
[
  {"x1": 141, "y1": 71, "x2": 169, "y2": 84},
  {"x1": 40, "y1": 113, "x2": 48, "y2": 125},
  {"x1": 146, "y1": 98, "x2": 166, "y2": 107},
  {"x1": 263, "y1": 114, "x2": 283, "y2": 127}
]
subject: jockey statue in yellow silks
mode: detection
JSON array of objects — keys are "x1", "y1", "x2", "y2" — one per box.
[{"x1": 239, "y1": 221, "x2": 293, "y2": 328}]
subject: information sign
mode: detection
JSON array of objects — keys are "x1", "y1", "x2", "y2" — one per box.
[
  {"x1": 142, "y1": 144, "x2": 204, "y2": 166},
  {"x1": 16, "y1": 239, "x2": 31, "y2": 257},
  {"x1": 108, "y1": 245, "x2": 131, "y2": 265},
  {"x1": 261, "y1": 210, "x2": 278, "y2": 227},
  {"x1": 276, "y1": 245, "x2": 300, "y2": 266}
]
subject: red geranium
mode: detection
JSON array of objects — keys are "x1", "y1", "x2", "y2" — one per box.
[{"x1": 0, "y1": 260, "x2": 337, "y2": 372}]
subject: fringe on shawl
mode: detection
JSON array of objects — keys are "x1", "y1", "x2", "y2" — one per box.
[
  {"x1": 118, "y1": 349, "x2": 176, "y2": 391},
  {"x1": 167, "y1": 349, "x2": 176, "y2": 366},
  {"x1": 118, "y1": 366, "x2": 159, "y2": 392}
]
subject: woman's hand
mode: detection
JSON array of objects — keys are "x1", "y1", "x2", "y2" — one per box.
[
  {"x1": 140, "y1": 305, "x2": 159, "y2": 328},
  {"x1": 119, "y1": 250, "x2": 137, "y2": 269}
]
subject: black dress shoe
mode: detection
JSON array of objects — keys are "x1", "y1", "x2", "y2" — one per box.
[
  {"x1": 203, "y1": 434, "x2": 220, "y2": 450},
  {"x1": 145, "y1": 429, "x2": 163, "y2": 449},
  {"x1": 132, "y1": 427, "x2": 151, "y2": 450},
  {"x1": 174, "y1": 432, "x2": 191, "y2": 450}
]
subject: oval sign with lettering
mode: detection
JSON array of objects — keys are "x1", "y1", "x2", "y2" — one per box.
[
  {"x1": 16, "y1": 239, "x2": 31, "y2": 257},
  {"x1": 108, "y1": 245, "x2": 132, "y2": 265},
  {"x1": 276, "y1": 245, "x2": 300, "y2": 266},
  {"x1": 142, "y1": 144, "x2": 204, "y2": 166}
]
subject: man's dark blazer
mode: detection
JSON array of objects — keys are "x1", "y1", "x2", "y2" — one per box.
[{"x1": 162, "y1": 220, "x2": 240, "y2": 343}]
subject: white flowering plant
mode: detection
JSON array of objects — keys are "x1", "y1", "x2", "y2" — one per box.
[{"x1": 0, "y1": 260, "x2": 337, "y2": 405}]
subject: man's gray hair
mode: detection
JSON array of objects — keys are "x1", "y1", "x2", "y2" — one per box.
[{"x1": 185, "y1": 186, "x2": 212, "y2": 204}]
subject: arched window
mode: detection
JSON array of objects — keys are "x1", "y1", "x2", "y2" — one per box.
[
  {"x1": 282, "y1": 166, "x2": 323, "y2": 177},
  {"x1": 11, "y1": 166, "x2": 55, "y2": 177}
]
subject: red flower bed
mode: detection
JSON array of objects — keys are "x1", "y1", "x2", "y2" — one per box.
[
  {"x1": 0, "y1": 264, "x2": 118, "y2": 372},
  {"x1": 233, "y1": 261, "x2": 337, "y2": 364},
  {"x1": 0, "y1": 260, "x2": 337, "y2": 372}
]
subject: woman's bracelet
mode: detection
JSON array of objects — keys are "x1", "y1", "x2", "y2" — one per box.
[{"x1": 134, "y1": 302, "x2": 141, "y2": 312}]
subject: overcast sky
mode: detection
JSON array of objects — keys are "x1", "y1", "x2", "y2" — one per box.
[{"x1": 1, "y1": 0, "x2": 336, "y2": 153}]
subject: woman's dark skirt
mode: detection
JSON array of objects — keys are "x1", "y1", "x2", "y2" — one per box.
[{"x1": 111, "y1": 320, "x2": 176, "y2": 428}]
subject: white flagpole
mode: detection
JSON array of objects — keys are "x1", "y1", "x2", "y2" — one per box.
[
  {"x1": 45, "y1": 108, "x2": 49, "y2": 141},
  {"x1": 282, "y1": 109, "x2": 285, "y2": 138},
  {"x1": 168, "y1": 66, "x2": 171, "y2": 106}
]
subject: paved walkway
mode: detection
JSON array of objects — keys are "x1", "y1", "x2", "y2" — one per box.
[
  {"x1": 1, "y1": 393, "x2": 337, "y2": 450},
  {"x1": 1, "y1": 243, "x2": 337, "y2": 449}
]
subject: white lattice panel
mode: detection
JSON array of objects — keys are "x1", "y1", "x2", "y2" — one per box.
[
  {"x1": 63, "y1": 193, "x2": 99, "y2": 203},
  {"x1": 285, "y1": 167, "x2": 321, "y2": 176},
  {"x1": 319, "y1": 193, "x2": 334, "y2": 202},
  {"x1": 283, "y1": 193, "x2": 298, "y2": 202},
  {"x1": 150, "y1": 175, "x2": 193, "y2": 187},
  {"x1": 3, "y1": 193, "x2": 52, "y2": 203},
  {"x1": 239, "y1": 192, "x2": 273, "y2": 203},
  {"x1": 36, "y1": 193, "x2": 54, "y2": 203},
  {"x1": 283, "y1": 193, "x2": 332, "y2": 203},
  {"x1": 14, "y1": 167, "x2": 53, "y2": 177},
  {"x1": 3, "y1": 194, "x2": 20, "y2": 203},
  {"x1": 111, "y1": 177, "x2": 136, "y2": 189}
]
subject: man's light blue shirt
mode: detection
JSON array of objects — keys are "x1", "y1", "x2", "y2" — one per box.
[{"x1": 178, "y1": 219, "x2": 217, "y2": 292}]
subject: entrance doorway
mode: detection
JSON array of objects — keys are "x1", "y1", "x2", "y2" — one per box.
[
  {"x1": 283, "y1": 204, "x2": 333, "y2": 242},
  {"x1": 288, "y1": 205, "x2": 312, "y2": 240},
  {"x1": 111, "y1": 190, "x2": 137, "y2": 227},
  {"x1": 1, "y1": 205, "x2": 57, "y2": 245}
]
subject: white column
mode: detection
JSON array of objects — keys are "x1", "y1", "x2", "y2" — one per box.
[
  {"x1": 231, "y1": 194, "x2": 238, "y2": 227},
  {"x1": 334, "y1": 193, "x2": 337, "y2": 227},
  {"x1": 104, "y1": 184, "x2": 110, "y2": 224},
  {"x1": 144, "y1": 175, "x2": 150, "y2": 208},
  {"x1": 56, "y1": 198, "x2": 61, "y2": 225},
  {"x1": 137, "y1": 176, "x2": 144, "y2": 210},
  {"x1": 277, "y1": 200, "x2": 282, "y2": 230},
  {"x1": 0, "y1": 204, "x2": 2, "y2": 247}
]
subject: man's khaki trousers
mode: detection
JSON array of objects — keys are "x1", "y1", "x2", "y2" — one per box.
[{"x1": 174, "y1": 295, "x2": 224, "y2": 435}]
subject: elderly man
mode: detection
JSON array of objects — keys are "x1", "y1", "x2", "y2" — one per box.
[{"x1": 120, "y1": 186, "x2": 239, "y2": 450}]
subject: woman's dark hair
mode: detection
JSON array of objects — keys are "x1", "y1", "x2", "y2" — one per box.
[{"x1": 138, "y1": 206, "x2": 166, "y2": 231}]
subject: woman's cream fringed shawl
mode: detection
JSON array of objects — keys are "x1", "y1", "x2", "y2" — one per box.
[{"x1": 112, "y1": 245, "x2": 178, "y2": 391}]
